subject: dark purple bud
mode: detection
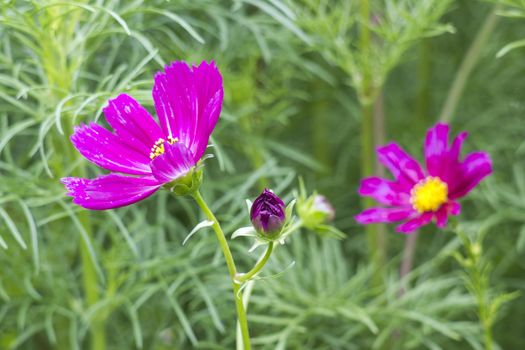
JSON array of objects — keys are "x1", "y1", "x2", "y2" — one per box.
[{"x1": 250, "y1": 189, "x2": 286, "y2": 235}]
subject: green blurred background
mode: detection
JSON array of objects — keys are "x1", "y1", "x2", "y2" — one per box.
[{"x1": 0, "y1": 0, "x2": 524, "y2": 349}]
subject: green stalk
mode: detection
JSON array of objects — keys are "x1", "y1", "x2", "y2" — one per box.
[
  {"x1": 362, "y1": 101, "x2": 384, "y2": 284},
  {"x1": 398, "y1": 39, "x2": 431, "y2": 298},
  {"x1": 373, "y1": 92, "x2": 387, "y2": 271},
  {"x1": 75, "y1": 173, "x2": 105, "y2": 350},
  {"x1": 439, "y1": 6, "x2": 500, "y2": 122},
  {"x1": 39, "y1": 5, "x2": 104, "y2": 348},
  {"x1": 79, "y1": 230, "x2": 106, "y2": 350},
  {"x1": 455, "y1": 231, "x2": 494, "y2": 350},
  {"x1": 483, "y1": 314, "x2": 494, "y2": 350},
  {"x1": 192, "y1": 191, "x2": 251, "y2": 350},
  {"x1": 359, "y1": 0, "x2": 384, "y2": 285},
  {"x1": 312, "y1": 84, "x2": 329, "y2": 176},
  {"x1": 415, "y1": 39, "x2": 431, "y2": 133},
  {"x1": 63, "y1": 109, "x2": 106, "y2": 350},
  {"x1": 236, "y1": 242, "x2": 274, "y2": 283}
]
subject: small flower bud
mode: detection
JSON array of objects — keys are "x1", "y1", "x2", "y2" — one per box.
[
  {"x1": 250, "y1": 189, "x2": 286, "y2": 236},
  {"x1": 313, "y1": 195, "x2": 336, "y2": 222},
  {"x1": 297, "y1": 193, "x2": 336, "y2": 229},
  {"x1": 296, "y1": 190, "x2": 344, "y2": 238},
  {"x1": 470, "y1": 242, "x2": 482, "y2": 258}
]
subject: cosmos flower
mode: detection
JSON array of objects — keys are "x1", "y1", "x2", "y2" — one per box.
[
  {"x1": 250, "y1": 189, "x2": 286, "y2": 236},
  {"x1": 61, "y1": 61, "x2": 223, "y2": 209},
  {"x1": 355, "y1": 123, "x2": 492, "y2": 233}
]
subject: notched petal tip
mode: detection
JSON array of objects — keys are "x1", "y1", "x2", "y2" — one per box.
[
  {"x1": 104, "y1": 93, "x2": 133, "y2": 110},
  {"x1": 375, "y1": 142, "x2": 398, "y2": 154},
  {"x1": 449, "y1": 151, "x2": 493, "y2": 199},
  {"x1": 427, "y1": 122, "x2": 450, "y2": 135},
  {"x1": 60, "y1": 174, "x2": 161, "y2": 210},
  {"x1": 152, "y1": 59, "x2": 224, "y2": 162},
  {"x1": 61, "y1": 177, "x2": 87, "y2": 197}
]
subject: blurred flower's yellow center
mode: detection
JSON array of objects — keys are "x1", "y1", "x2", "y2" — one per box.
[
  {"x1": 149, "y1": 136, "x2": 178, "y2": 160},
  {"x1": 410, "y1": 176, "x2": 448, "y2": 213}
]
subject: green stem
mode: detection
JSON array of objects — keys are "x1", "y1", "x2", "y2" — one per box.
[
  {"x1": 312, "y1": 84, "x2": 330, "y2": 176},
  {"x1": 192, "y1": 191, "x2": 251, "y2": 350},
  {"x1": 237, "y1": 242, "x2": 274, "y2": 283},
  {"x1": 416, "y1": 39, "x2": 431, "y2": 133},
  {"x1": 373, "y1": 92, "x2": 387, "y2": 272},
  {"x1": 483, "y1": 318, "x2": 493, "y2": 350},
  {"x1": 73, "y1": 161, "x2": 105, "y2": 350},
  {"x1": 439, "y1": 6, "x2": 500, "y2": 122},
  {"x1": 362, "y1": 101, "x2": 383, "y2": 286},
  {"x1": 79, "y1": 213, "x2": 106, "y2": 350},
  {"x1": 358, "y1": 0, "x2": 384, "y2": 286},
  {"x1": 456, "y1": 232, "x2": 494, "y2": 350},
  {"x1": 398, "y1": 39, "x2": 432, "y2": 299}
]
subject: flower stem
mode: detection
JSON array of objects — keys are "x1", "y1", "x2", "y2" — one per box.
[
  {"x1": 192, "y1": 191, "x2": 251, "y2": 350},
  {"x1": 373, "y1": 91, "x2": 388, "y2": 273},
  {"x1": 237, "y1": 242, "x2": 274, "y2": 283},
  {"x1": 398, "y1": 232, "x2": 419, "y2": 298},
  {"x1": 483, "y1": 319, "x2": 494, "y2": 350},
  {"x1": 359, "y1": 0, "x2": 385, "y2": 288},
  {"x1": 78, "y1": 213, "x2": 106, "y2": 350},
  {"x1": 439, "y1": 6, "x2": 500, "y2": 122}
]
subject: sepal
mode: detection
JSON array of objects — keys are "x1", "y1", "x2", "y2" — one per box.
[{"x1": 163, "y1": 167, "x2": 203, "y2": 196}]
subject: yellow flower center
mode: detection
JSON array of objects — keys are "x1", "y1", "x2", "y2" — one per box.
[
  {"x1": 149, "y1": 136, "x2": 178, "y2": 160},
  {"x1": 410, "y1": 176, "x2": 448, "y2": 213}
]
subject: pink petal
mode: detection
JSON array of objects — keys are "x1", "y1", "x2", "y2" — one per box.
[
  {"x1": 449, "y1": 152, "x2": 492, "y2": 199},
  {"x1": 61, "y1": 174, "x2": 161, "y2": 210},
  {"x1": 425, "y1": 123, "x2": 471, "y2": 188},
  {"x1": 396, "y1": 212, "x2": 433, "y2": 234},
  {"x1": 358, "y1": 177, "x2": 411, "y2": 206},
  {"x1": 449, "y1": 131, "x2": 468, "y2": 163},
  {"x1": 71, "y1": 123, "x2": 151, "y2": 175},
  {"x1": 103, "y1": 94, "x2": 164, "y2": 155},
  {"x1": 377, "y1": 143, "x2": 425, "y2": 186},
  {"x1": 355, "y1": 207, "x2": 414, "y2": 224},
  {"x1": 434, "y1": 200, "x2": 461, "y2": 229},
  {"x1": 448, "y1": 201, "x2": 461, "y2": 215},
  {"x1": 152, "y1": 61, "x2": 223, "y2": 161},
  {"x1": 424, "y1": 123, "x2": 449, "y2": 178},
  {"x1": 434, "y1": 206, "x2": 449, "y2": 228},
  {"x1": 150, "y1": 142, "x2": 196, "y2": 184}
]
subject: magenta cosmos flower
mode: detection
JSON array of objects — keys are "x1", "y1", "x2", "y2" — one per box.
[
  {"x1": 61, "y1": 61, "x2": 223, "y2": 210},
  {"x1": 355, "y1": 123, "x2": 492, "y2": 233}
]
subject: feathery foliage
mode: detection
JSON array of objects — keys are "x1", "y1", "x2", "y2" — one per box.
[{"x1": 0, "y1": 0, "x2": 523, "y2": 349}]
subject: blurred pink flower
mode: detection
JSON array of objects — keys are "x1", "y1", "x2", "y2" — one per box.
[{"x1": 355, "y1": 123, "x2": 492, "y2": 233}]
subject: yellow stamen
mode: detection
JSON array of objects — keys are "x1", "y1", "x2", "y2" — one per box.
[
  {"x1": 149, "y1": 136, "x2": 179, "y2": 160},
  {"x1": 410, "y1": 176, "x2": 448, "y2": 213}
]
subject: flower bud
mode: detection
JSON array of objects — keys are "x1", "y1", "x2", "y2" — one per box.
[
  {"x1": 313, "y1": 195, "x2": 336, "y2": 222},
  {"x1": 470, "y1": 242, "x2": 482, "y2": 258},
  {"x1": 297, "y1": 193, "x2": 336, "y2": 229},
  {"x1": 250, "y1": 189, "x2": 286, "y2": 237},
  {"x1": 295, "y1": 190, "x2": 344, "y2": 238}
]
